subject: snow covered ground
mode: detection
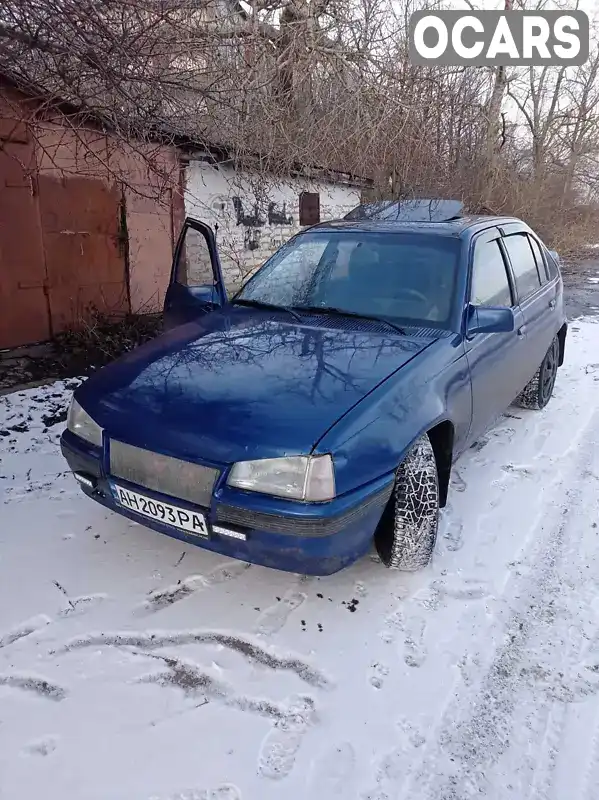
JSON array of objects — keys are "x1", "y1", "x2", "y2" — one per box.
[{"x1": 2, "y1": 318, "x2": 599, "y2": 800}]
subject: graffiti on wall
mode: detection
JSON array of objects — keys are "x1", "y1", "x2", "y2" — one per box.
[
  {"x1": 232, "y1": 196, "x2": 294, "y2": 227},
  {"x1": 244, "y1": 228, "x2": 261, "y2": 251},
  {"x1": 232, "y1": 197, "x2": 264, "y2": 227},
  {"x1": 268, "y1": 201, "x2": 293, "y2": 225},
  {"x1": 230, "y1": 194, "x2": 295, "y2": 250}
]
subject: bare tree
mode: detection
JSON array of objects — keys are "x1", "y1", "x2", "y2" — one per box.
[{"x1": 0, "y1": 0, "x2": 597, "y2": 255}]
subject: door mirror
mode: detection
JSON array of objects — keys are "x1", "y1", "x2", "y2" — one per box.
[{"x1": 467, "y1": 305, "x2": 515, "y2": 335}]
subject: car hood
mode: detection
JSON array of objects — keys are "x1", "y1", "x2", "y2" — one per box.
[{"x1": 76, "y1": 307, "x2": 436, "y2": 464}]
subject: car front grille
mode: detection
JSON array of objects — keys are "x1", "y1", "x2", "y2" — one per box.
[{"x1": 109, "y1": 439, "x2": 218, "y2": 508}]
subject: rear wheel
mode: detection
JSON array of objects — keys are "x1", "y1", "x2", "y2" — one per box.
[
  {"x1": 516, "y1": 336, "x2": 559, "y2": 410},
  {"x1": 374, "y1": 434, "x2": 439, "y2": 571}
]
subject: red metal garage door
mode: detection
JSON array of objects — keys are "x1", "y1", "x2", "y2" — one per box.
[
  {"x1": 38, "y1": 175, "x2": 129, "y2": 334},
  {"x1": 0, "y1": 138, "x2": 52, "y2": 350}
]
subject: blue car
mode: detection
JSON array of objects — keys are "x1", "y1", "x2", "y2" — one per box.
[{"x1": 60, "y1": 206, "x2": 567, "y2": 575}]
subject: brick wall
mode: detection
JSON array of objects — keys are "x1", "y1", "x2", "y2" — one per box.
[{"x1": 184, "y1": 160, "x2": 361, "y2": 291}]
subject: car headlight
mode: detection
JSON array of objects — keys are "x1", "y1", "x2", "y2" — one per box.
[
  {"x1": 67, "y1": 398, "x2": 103, "y2": 448},
  {"x1": 227, "y1": 455, "x2": 335, "y2": 501}
]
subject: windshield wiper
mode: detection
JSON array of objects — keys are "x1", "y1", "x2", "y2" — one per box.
[
  {"x1": 231, "y1": 298, "x2": 303, "y2": 322},
  {"x1": 294, "y1": 305, "x2": 406, "y2": 335}
]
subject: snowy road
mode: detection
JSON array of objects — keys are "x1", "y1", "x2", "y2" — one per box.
[{"x1": 1, "y1": 318, "x2": 599, "y2": 800}]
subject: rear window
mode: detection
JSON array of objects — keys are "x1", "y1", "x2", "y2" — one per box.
[
  {"x1": 545, "y1": 248, "x2": 560, "y2": 280},
  {"x1": 503, "y1": 234, "x2": 542, "y2": 301},
  {"x1": 527, "y1": 236, "x2": 547, "y2": 284},
  {"x1": 237, "y1": 230, "x2": 461, "y2": 327}
]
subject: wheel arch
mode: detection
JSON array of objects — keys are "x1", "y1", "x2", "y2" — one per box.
[
  {"x1": 557, "y1": 322, "x2": 567, "y2": 367},
  {"x1": 427, "y1": 419, "x2": 455, "y2": 508}
]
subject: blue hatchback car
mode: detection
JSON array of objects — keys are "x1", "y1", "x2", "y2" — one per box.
[{"x1": 60, "y1": 202, "x2": 567, "y2": 575}]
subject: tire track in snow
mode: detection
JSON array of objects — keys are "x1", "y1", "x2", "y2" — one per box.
[
  {"x1": 581, "y1": 704, "x2": 599, "y2": 800},
  {"x1": 57, "y1": 629, "x2": 333, "y2": 688},
  {"x1": 0, "y1": 673, "x2": 66, "y2": 700},
  {"x1": 526, "y1": 702, "x2": 567, "y2": 800},
  {"x1": 0, "y1": 614, "x2": 52, "y2": 649},
  {"x1": 397, "y1": 406, "x2": 599, "y2": 800},
  {"x1": 133, "y1": 650, "x2": 291, "y2": 721}
]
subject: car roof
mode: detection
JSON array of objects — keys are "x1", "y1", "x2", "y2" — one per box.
[{"x1": 305, "y1": 216, "x2": 523, "y2": 239}]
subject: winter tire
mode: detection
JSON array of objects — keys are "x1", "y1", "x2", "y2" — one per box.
[
  {"x1": 374, "y1": 434, "x2": 440, "y2": 571},
  {"x1": 515, "y1": 336, "x2": 559, "y2": 411}
]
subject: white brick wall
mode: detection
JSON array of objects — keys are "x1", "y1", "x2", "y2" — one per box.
[{"x1": 183, "y1": 160, "x2": 361, "y2": 290}]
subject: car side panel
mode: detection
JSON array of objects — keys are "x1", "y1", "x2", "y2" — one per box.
[
  {"x1": 462, "y1": 227, "x2": 532, "y2": 443},
  {"x1": 516, "y1": 276, "x2": 560, "y2": 381},
  {"x1": 463, "y1": 304, "x2": 529, "y2": 444},
  {"x1": 312, "y1": 336, "x2": 473, "y2": 496}
]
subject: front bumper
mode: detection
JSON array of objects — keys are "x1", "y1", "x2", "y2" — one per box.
[{"x1": 60, "y1": 431, "x2": 393, "y2": 575}]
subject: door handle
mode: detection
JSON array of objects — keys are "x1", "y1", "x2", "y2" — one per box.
[
  {"x1": 549, "y1": 299, "x2": 556, "y2": 309},
  {"x1": 517, "y1": 325, "x2": 526, "y2": 337}
]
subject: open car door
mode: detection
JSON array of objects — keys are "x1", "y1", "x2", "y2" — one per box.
[{"x1": 163, "y1": 217, "x2": 227, "y2": 330}]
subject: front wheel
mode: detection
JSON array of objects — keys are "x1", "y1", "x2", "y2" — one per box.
[
  {"x1": 515, "y1": 336, "x2": 559, "y2": 410},
  {"x1": 374, "y1": 435, "x2": 440, "y2": 571}
]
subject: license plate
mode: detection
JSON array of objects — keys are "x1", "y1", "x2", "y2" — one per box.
[{"x1": 111, "y1": 483, "x2": 209, "y2": 537}]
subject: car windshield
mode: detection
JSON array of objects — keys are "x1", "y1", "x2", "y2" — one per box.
[{"x1": 235, "y1": 230, "x2": 461, "y2": 327}]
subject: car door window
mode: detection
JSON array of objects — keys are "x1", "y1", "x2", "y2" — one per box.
[
  {"x1": 176, "y1": 225, "x2": 214, "y2": 287},
  {"x1": 470, "y1": 239, "x2": 513, "y2": 307},
  {"x1": 527, "y1": 235, "x2": 548, "y2": 283},
  {"x1": 545, "y1": 248, "x2": 560, "y2": 280},
  {"x1": 503, "y1": 234, "x2": 542, "y2": 301}
]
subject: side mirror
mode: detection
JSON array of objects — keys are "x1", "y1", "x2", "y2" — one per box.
[{"x1": 467, "y1": 305, "x2": 515, "y2": 335}]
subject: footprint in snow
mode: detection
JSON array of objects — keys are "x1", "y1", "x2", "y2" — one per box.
[
  {"x1": 22, "y1": 735, "x2": 59, "y2": 757},
  {"x1": 414, "y1": 585, "x2": 443, "y2": 612},
  {"x1": 431, "y1": 577, "x2": 491, "y2": 601},
  {"x1": 142, "y1": 562, "x2": 251, "y2": 613},
  {"x1": 533, "y1": 423, "x2": 553, "y2": 451},
  {"x1": 369, "y1": 662, "x2": 389, "y2": 689},
  {"x1": 307, "y1": 741, "x2": 356, "y2": 796},
  {"x1": 254, "y1": 591, "x2": 306, "y2": 637},
  {"x1": 257, "y1": 694, "x2": 316, "y2": 780},
  {"x1": 403, "y1": 617, "x2": 427, "y2": 668},
  {"x1": 451, "y1": 470, "x2": 467, "y2": 492},
  {"x1": 470, "y1": 435, "x2": 489, "y2": 453},
  {"x1": 203, "y1": 561, "x2": 252, "y2": 588},
  {"x1": 501, "y1": 463, "x2": 533, "y2": 477},
  {"x1": 378, "y1": 608, "x2": 404, "y2": 644},
  {"x1": 442, "y1": 519, "x2": 464, "y2": 552},
  {"x1": 360, "y1": 721, "x2": 426, "y2": 799}
]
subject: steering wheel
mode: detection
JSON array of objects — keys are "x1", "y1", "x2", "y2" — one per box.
[{"x1": 394, "y1": 288, "x2": 429, "y2": 307}]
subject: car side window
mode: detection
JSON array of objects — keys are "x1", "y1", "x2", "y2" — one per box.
[
  {"x1": 176, "y1": 225, "x2": 214, "y2": 287},
  {"x1": 503, "y1": 234, "x2": 542, "y2": 301},
  {"x1": 545, "y1": 248, "x2": 560, "y2": 280},
  {"x1": 527, "y1": 235, "x2": 548, "y2": 283},
  {"x1": 470, "y1": 239, "x2": 513, "y2": 307}
]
